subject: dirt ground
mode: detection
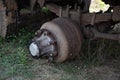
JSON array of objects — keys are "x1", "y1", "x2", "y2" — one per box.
[
  {"x1": 29, "y1": 59, "x2": 120, "y2": 80},
  {"x1": 4, "y1": 57, "x2": 120, "y2": 80}
]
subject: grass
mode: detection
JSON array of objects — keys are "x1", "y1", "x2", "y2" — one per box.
[
  {"x1": 0, "y1": 29, "x2": 35, "y2": 80},
  {"x1": 81, "y1": 39, "x2": 120, "y2": 64}
]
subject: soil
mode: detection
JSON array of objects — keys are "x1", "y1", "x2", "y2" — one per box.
[{"x1": 5, "y1": 58, "x2": 120, "y2": 80}]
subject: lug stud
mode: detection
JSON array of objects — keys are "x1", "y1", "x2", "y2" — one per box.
[
  {"x1": 35, "y1": 30, "x2": 41, "y2": 36},
  {"x1": 44, "y1": 31, "x2": 49, "y2": 35}
]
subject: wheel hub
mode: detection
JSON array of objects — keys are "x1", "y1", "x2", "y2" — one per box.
[
  {"x1": 29, "y1": 42, "x2": 40, "y2": 57},
  {"x1": 29, "y1": 29, "x2": 58, "y2": 61}
]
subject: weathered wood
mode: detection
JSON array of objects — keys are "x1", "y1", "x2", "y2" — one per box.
[
  {"x1": 46, "y1": 3, "x2": 113, "y2": 26},
  {"x1": 81, "y1": 13, "x2": 112, "y2": 25},
  {"x1": 113, "y1": 6, "x2": 120, "y2": 21}
]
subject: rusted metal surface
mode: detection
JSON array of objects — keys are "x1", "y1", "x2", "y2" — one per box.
[
  {"x1": 84, "y1": 21, "x2": 120, "y2": 41},
  {"x1": 29, "y1": 18, "x2": 82, "y2": 62},
  {"x1": 113, "y1": 6, "x2": 120, "y2": 21},
  {"x1": 91, "y1": 27, "x2": 120, "y2": 41},
  {"x1": 52, "y1": 18, "x2": 82, "y2": 61},
  {"x1": 29, "y1": 29, "x2": 58, "y2": 61}
]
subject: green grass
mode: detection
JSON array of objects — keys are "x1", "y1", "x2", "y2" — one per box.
[{"x1": 0, "y1": 29, "x2": 35, "y2": 79}]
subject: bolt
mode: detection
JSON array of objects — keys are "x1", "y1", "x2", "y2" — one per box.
[
  {"x1": 44, "y1": 31, "x2": 49, "y2": 36},
  {"x1": 50, "y1": 53, "x2": 53, "y2": 56},
  {"x1": 35, "y1": 30, "x2": 41, "y2": 36}
]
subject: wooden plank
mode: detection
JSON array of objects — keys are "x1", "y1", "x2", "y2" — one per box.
[
  {"x1": 113, "y1": 6, "x2": 120, "y2": 21},
  {"x1": 81, "y1": 13, "x2": 112, "y2": 25},
  {"x1": 46, "y1": 3, "x2": 113, "y2": 26}
]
